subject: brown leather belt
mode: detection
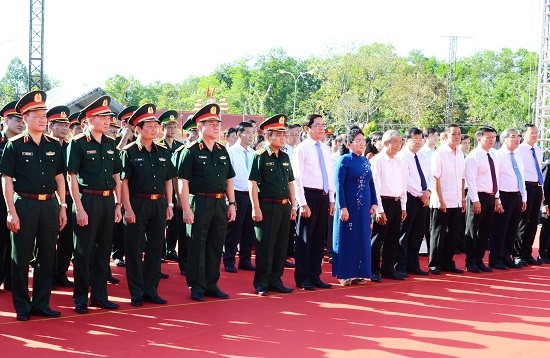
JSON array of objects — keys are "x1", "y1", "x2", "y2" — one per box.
[
  {"x1": 194, "y1": 192, "x2": 225, "y2": 199},
  {"x1": 478, "y1": 192, "x2": 495, "y2": 197},
  {"x1": 260, "y1": 198, "x2": 289, "y2": 205},
  {"x1": 17, "y1": 192, "x2": 55, "y2": 201},
  {"x1": 304, "y1": 187, "x2": 328, "y2": 195},
  {"x1": 380, "y1": 196, "x2": 400, "y2": 201},
  {"x1": 82, "y1": 189, "x2": 113, "y2": 196},
  {"x1": 133, "y1": 193, "x2": 165, "y2": 200},
  {"x1": 525, "y1": 181, "x2": 542, "y2": 187}
]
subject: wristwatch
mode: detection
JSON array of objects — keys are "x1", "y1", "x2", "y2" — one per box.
[
  {"x1": 228, "y1": 201, "x2": 237, "y2": 209},
  {"x1": 167, "y1": 202, "x2": 174, "y2": 207},
  {"x1": 59, "y1": 203, "x2": 68, "y2": 208}
]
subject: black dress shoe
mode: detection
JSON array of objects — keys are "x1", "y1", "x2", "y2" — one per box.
[
  {"x1": 408, "y1": 267, "x2": 429, "y2": 276},
  {"x1": 16, "y1": 312, "x2": 30, "y2": 321},
  {"x1": 255, "y1": 287, "x2": 268, "y2": 296},
  {"x1": 180, "y1": 270, "x2": 186, "y2": 275},
  {"x1": 381, "y1": 272, "x2": 405, "y2": 280},
  {"x1": 205, "y1": 289, "x2": 229, "y2": 299},
  {"x1": 284, "y1": 260, "x2": 295, "y2": 268},
  {"x1": 75, "y1": 303, "x2": 88, "y2": 314},
  {"x1": 504, "y1": 259, "x2": 522, "y2": 269},
  {"x1": 143, "y1": 294, "x2": 167, "y2": 304},
  {"x1": 30, "y1": 308, "x2": 61, "y2": 317},
  {"x1": 526, "y1": 256, "x2": 543, "y2": 266},
  {"x1": 489, "y1": 263, "x2": 508, "y2": 270},
  {"x1": 160, "y1": 272, "x2": 169, "y2": 279},
  {"x1": 370, "y1": 274, "x2": 382, "y2": 282},
  {"x1": 514, "y1": 257, "x2": 527, "y2": 266},
  {"x1": 238, "y1": 262, "x2": 256, "y2": 271},
  {"x1": 224, "y1": 265, "x2": 238, "y2": 273},
  {"x1": 191, "y1": 291, "x2": 205, "y2": 301},
  {"x1": 114, "y1": 259, "x2": 126, "y2": 267},
  {"x1": 429, "y1": 267, "x2": 442, "y2": 275},
  {"x1": 466, "y1": 264, "x2": 482, "y2": 273},
  {"x1": 268, "y1": 285, "x2": 294, "y2": 293},
  {"x1": 442, "y1": 266, "x2": 464, "y2": 274},
  {"x1": 477, "y1": 263, "x2": 493, "y2": 272},
  {"x1": 297, "y1": 282, "x2": 316, "y2": 290},
  {"x1": 107, "y1": 276, "x2": 120, "y2": 284},
  {"x1": 165, "y1": 252, "x2": 179, "y2": 262},
  {"x1": 312, "y1": 280, "x2": 332, "y2": 289},
  {"x1": 131, "y1": 297, "x2": 143, "y2": 307},
  {"x1": 538, "y1": 255, "x2": 550, "y2": 264},
  {"x1": 396, "y1": 269, "x2": 409, "y2": 277},
  {"x1": 53, "y1": 276, "x2": 75, "y2": 287},
  {"x1": 90, "y1": 300, "x2": 120, "y2": 309}
]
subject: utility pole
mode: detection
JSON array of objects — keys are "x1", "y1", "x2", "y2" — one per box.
[
  {"x1": 443, "y1": 35, "x2": 471, "y2": 126},
  {"x1": 535, "y1": 0, "x2": 550, "y2": 154},
  {"x1": 29, "y1": 0, "x2": 45, "y2": 91}
]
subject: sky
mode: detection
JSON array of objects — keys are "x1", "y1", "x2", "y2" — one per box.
[{"x1": 0, "y1": 0, "x2": 543, "y2": 88}]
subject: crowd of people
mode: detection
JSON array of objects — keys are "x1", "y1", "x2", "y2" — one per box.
[{"x1": 0, "y1": 90, "x2": 548, "y2": 322}]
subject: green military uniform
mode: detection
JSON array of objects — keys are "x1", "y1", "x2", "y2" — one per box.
[
  {"x1": 172, "y1": 144, "x2": 189, "y2": 274},
  {"x1": 67, "y1": 96, "x2": 122, "y2": 307},
  {"x1": 0, "y1": 93, "x2": 65, "y2": 314},
  {"x1": 121, "y1": 104, "x2": 176, "y2": 302},
  {"x1": 176, "y1": 105, "x2": 235, "y2": 297},
  {"x1": 249, "y1": 115, "x2": 295, "y2": 293}
]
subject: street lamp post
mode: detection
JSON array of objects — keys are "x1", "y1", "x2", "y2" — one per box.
[{"x1": 278, "y1": 69, "x2": 313, "y2": 121}]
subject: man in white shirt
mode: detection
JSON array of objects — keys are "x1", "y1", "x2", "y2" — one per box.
[
  {"x1": 465, "y1": 126, "x2": 501, "y2": 273},
  {"x1": 489, "y1": 128, "x2": 526, "y2": 270},
  {"x1": 429, "y1": 124, "x2": 466, "y2": 274},
  {"x1": 420, "y1": 127, "x2": 439, "y2": 256},
  {"x1": 515, "y1": 124, "x2": 545, "y2": 266},
  {"x1": 223, "y1": 122, "x2": 257, "y2": 273},
  {"x1": 370, "y1": 130, "x2": 407, "y2": 282},
  {"x1": 292, "y1": 114, "x2": 335, "y2": 290},
  {"x1": 396, "y1": 128, "x2": 432, "y2": 276}
]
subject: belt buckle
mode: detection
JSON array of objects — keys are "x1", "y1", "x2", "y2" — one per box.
[
  {"x1": 395, "y1": 197, "x2": 399, "y2": 201},
  {"x1": 282, "y1": 198, "x2": 288, "y2": 204},
  {"x1": 38, "y1": 194, "x2": 47, "y2": 201},
  {"x1": 215, "y1": 193, "x2": 223, "y2": 199},
  {"x1": 150, "y1": 194, "x2": 159, "y2": 200},
  {"x1": 102, "y1": 190, "x2": 110, "y2": 197}
]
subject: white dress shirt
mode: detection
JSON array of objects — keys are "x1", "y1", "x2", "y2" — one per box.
[
  {"x1": 397, "y1": 146, "x2": 433, "y2": 198},
  {"x1": 430, "y1": 144, "x2": 465, "y2": 209},
  {"x1": 465, "y1": 146, "x2": 500, "y2": 202},
  {"x1": 518, "y1": 141, "x2": 543, "y2": 183},
  {"x1": 370, "y1": 151, "x2": 407, "y2": 213},
  {"x1": 419, "y1": 145, "x2": 437, "y2": 163},
  {"x1": 292, "y1": 137, "x2": 335, "y2": 205},
  {"x1": 227, "y1": 142, "x2": 254, "y2": 192},
  {"x1": 495, "y1": 147, "x2": 527, "y2": 202}
]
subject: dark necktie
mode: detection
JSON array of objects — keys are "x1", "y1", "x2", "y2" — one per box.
[
  {"x1": 531, "y1": 147, "x2": 543, "y2": 185},
  {"x1": 414, "y1": 154, "x2": 427, "y2": 191},
  {"x1": 487, "y1": 153, "x2": 497, "y2": 194}
]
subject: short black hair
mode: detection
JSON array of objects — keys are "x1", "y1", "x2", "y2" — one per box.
[
  {"x1": 423, "y1": 127, "x2": 439, "y2": 137},
  {"x1": 444, "y1": 123, "x2": 460, "y2": 133},
  {"x1": 224, "y1": 127, "x2": 236, "y2": 137},
  {"x1": 405, "y1": 127, "x2": 423, "y2": 139},
  {"x1": 235, "y1": 121, "x2": 253, "y2": 133},
  {"x1": 522, "y1": 123, "x2": 536, "y2": 134},
  {"x1": 246, "y1": 119, "x2": 256, "y2": 125},
  {"x1": 302, "y1": 114, "x2": 323, "y2": 128},
  {"x1": 475, "y1": 126, "x2": 497, "y2": 139}
]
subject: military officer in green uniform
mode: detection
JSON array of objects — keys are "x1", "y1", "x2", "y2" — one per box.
[
  {"x1": 68, "y1": 112, "x2": 83, "y2": 137},
  {"x1": 0, "y1": 90, "x2": 67, "y2": 321},
  {"x1": 0, "y1": 101, "x2": 25, "y2": 291},
  {"x1": 116, "y1": 106, "x2": 138, "y2": 150},
  {"x1": 120, "y1": 104, "x2": 176, "y2": 306},
  {"x1": 176, "y1": 104, "x2": 236, "y2": 301},
  {"x1": 47, "y1": 105, "x2": 75, "y2": 288},
  {"x1": 156, "y1": 110, "x2": 184, "y2": 262},
  {"x1": 67, "y1": 95, "x2": 123, "y2": 314},
  {"x1": 249, "y1": 114, "x2": 297, "y2": 296}
]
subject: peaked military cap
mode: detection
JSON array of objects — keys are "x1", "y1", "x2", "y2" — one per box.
[
  {"x1": 47, "y1": 106, "x2": 71, "y2": 123},
  {"x1": 68, "y1": 112, "x2": 82, "y2": 128},
  {"x1": 82, "y1": 95, "x2": 111, "y2": 118},
  {"x1": 16, "y1": 90, "x2": 47, "y2": 115},
  {"x1": 128, "y1": 103, "x2": 157, "y2": 127},
  {"x1": 182, "y1": 114, "x2": 197, "y2": 131},
  {"x1": 0, "y1": 101, "x2": 20, "y2": 118},
  {"x1": 159, "y1": 110, "x2": 178, "y2": 126},
  {"x1": 191, "y1": 104, "x2": 220, "y2": 124},
  {"x1": 260, "y1": 114, "x2": 288, "y2": 132},
  {"x1": 118, "y1": 105, "x2": 138, "y2": 123}
]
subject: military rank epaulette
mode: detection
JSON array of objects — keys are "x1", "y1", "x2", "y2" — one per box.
[
  {"x1": 215, "y1": 141, "x2": 225, "y2": 148},
  {"x1": 155, "y1": 141, "x2": 167, "y2": 149},
  {"x1": 256, "y1": 147, "x2": 266, "y2": 155},
  {"x1": 105, "y1": 135, "x2": 116, "y2": 141},
  {"x1": 71, "y1": 133, "x2": 86, "y2": 140},
  {"x1": 174, "y1": 145, "x2": 185, "y2": 153},
  {"x1": 122, "y1": 141, "x2": 136, "y2": 150},
  {"x1": 186, "y1": 140, "x2": 197, "y2": 149},
  {"x1": 44, "y1": 133, "x2": 59, "y2": 142},
  {"x1": 8, "y1": 133, "x2": 24, "y2": 142}
]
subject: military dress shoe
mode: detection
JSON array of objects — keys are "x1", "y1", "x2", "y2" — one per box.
[
  {"x1": 312, "y1": 280, "x2": 332, "y2": 289},
  {"x1": 16, "y1": 312, "x2": 30, "y2": 321},
  {"x1": 143, "y1": 294, "x2": 167, "y2": 304},
  {"x1": 180, "y1": 270, "x2": 186, "y2": 276},
  {"x1": 238, "y1": 262, "x2": 256, "y2": 271},
  {"x1": 538, "y1": 255, "x2": 550, "y2": 264},
  {"x1": 255, "y1": 287, "x2": 268, "y2": 296},
  {"x1": 525, "y1": 256, "x2": 543, "y2": 266},
  {"x1": 489, "y1": 262, "x2": 508, "y2": 270},
  {"x1": 75, "y1": 303, "x2": 88, "y2": 314},
  {"x1": 396, "y1": 269, "x2": 409, "y2": 277},
  {"x1": 131, "y1": 297, "x2": 143, "y2": 307},
  {"x1": 381, "y1": 272, "x2": 405, "y2": 280},
  {"x1": 429, "y1": 267, "x2": 442, "y2": 275},
  {"x1": 514, "y1": 257, "x2": 527, "y2": 266},
  {"x1": 205, "y1": 289, "x2": 229, "y2": 299},
  {"x1": 477, "y1": 263, "x2": 493, "y2": 272},
  {"x1": 53, "y1": 276, "x2": 74, "y2": 287},
  {"x1": 225, "y1": 265, "x2": 238, "y2": 273},
  {"x1": 90, "y1": 300, "x2": 119, "y2": 310},
  {"x1": 160, "y1": 272, "x2": 170, "y2": 279},
  {"x1": 268, "y1": 284, "x2": 294, "y2": 293},
  {"x1": 466, "y1": 264, "x2": 482, "y2": 273},
  {"x1": 370, "y1": 274, "x2": 382, "y2": 283},
  {"x1": 114, "y1": 259, "x2": 126, "y2": 267},
  {"x1": 408, "y1": 267, "x2": 430, "y2": 276},
  {"x1": 165, "y1": 252, "x2": 179, "y2": 262},
  {"x1": 504, "y1": 259, "x2": 522, "y2": 269},
  {"x1": 297, "y1": 282, "x2": 316, "y2": 290},
  {"x1": 284, "y1": 260, "x2": 295, "y2": 268},
  {"x1": 107, "y1": 276, "x2": 120, "y2": 284},
  {"x1": 442, "y1": 266, "x2": 464, "y2": 274},
  {"x1": 191, "y1": 291, "x2": 205, "y2": 302},
  {"x1": 30, "y1": 308, "x2": 61, "y2": 317}
]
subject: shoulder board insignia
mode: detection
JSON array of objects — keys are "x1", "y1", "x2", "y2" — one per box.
[
  {"x1": 122, "y1": 142, "x2": 136, "y2": 150},
  {"x1": 256, "y1": 148, "x2": 266, "y2": 155},
  {"x1": 72, "y1": 133, "x2": 86, "y2": 140},
  {"x1": 8, "y1": 134, "x2": 24, "y2": 142},
  {"x1": 44, "y1": 133, "x2": 59, "y2": 142},
  {"x1": 156, "y1": 141, "x2": 167, "y2": 149},
  {"x1": 105, "y1": 135, "x2": 116, "y2": 141},
  {"x1": 215, "y1": 142, "x2": 225, "y2": 149},
  {"x1": 186, "y1": 141, "x2": 197, "y2": 149},
  {"x1": 153, "y1": 138, "x2": 164, "y2": 144},
  {"x1": 174, "y1": 145, "x2": 186, "y2": 152}
]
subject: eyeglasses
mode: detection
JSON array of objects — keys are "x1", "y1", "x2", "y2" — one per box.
[
  {"x1": 309, "y1": 123, "x2": 326, "y2": 128},
  {"x1": 351, "y1": 139, "x2": 366, "y2": 144}
]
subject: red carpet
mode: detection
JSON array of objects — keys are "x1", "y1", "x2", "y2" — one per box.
[{"x1": 1, "y1": 254, "x2": 550, "y2": 357}]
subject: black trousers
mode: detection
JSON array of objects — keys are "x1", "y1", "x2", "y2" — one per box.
[
  {"x1": 515, "y1": 183, "x2": 542, "y2": 260},
  {"x1": 223, "y1": 190, "x2": 255, "y2": 267},
  {"x1": 465, "y1": 193, "x2": 494, "y2": 266},
  {"x1": 164, "y1": 192, "x2": 179, "y2": 257},
  {"x1": 175, "y1": 207, "x2": 188, "y2": 272},
  {"x1": 0, "y1": 195, "x2": 11, "y2": 288},
  {"x1": 124, "y1": 197, "x2": 166, "y2": 298},
  {"x1": 186, "y1": 195, "x2": 227, "y2": 294},
  {"x1": 54, "y1": 195, "x2": 74, "y2": 280},
  {"x1": 254, "y1": 201, "x2": 290, "y2": 290},
  {"x1": 371, "y1": 198, "x2": 402, "y2": 275},
  {"x1": 539, "y1": 215, "x2": 550, "y2": 258},
  {"x1": 111, "y1": 219, "x2": 125, "y2": 261},
  {"x1": 11, "y1": 197, "x2": 59, "y2": 313},
  {"x1": 73, "y1": 194, "x2": 115, "y2": 305},
  {"x1": 429, "y1": 207, "x2": 462, "y2": 269},
  {"x1": 489, "y1": 191, "x2": 522, "y2": 265},
  {"x1": 396, "y1": 193, "x2": 426, "y2": 272},
  {"x1": 294, "y1": 189, "x2": 330, "y2": 286}
]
